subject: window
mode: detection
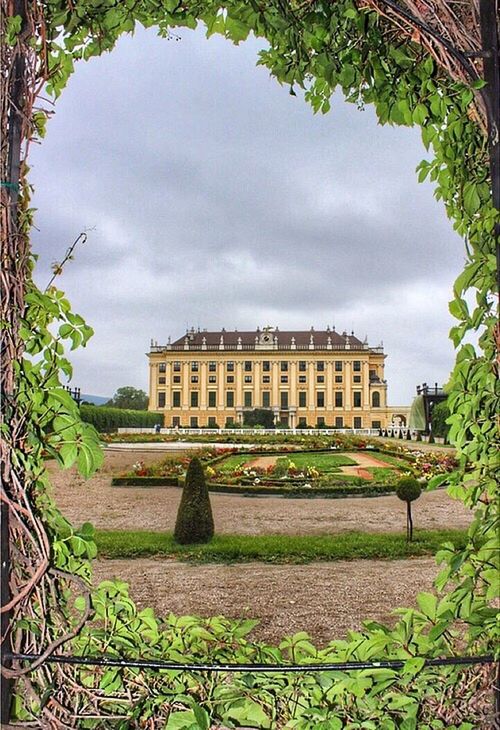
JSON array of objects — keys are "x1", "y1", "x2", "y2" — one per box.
[
  {"x1": 191, "y1": 361, "x2": 199, "y2": 372},
  {"x1": 208, "y1": 391, "x2": 216, "y2": 408},
  {"x1": 262, "y1": 391, "x2": 270, "y2": 408},
  {"x1": 335, "y1": 416, "x2": 343, "y2": 428},
  {"x1": 353, "y1": 361, "x2": 361, "y2": 372},
  {"x1": 354, "y1": 416, "x2": 362, "y2": 428},
  {"x1": 173, "y1": 375, "x2": 181, "y2": 383},
  {"x1": 226, "y1": 391, "x2": 234, "y2": 407},
  {"x1": 227, "y1": 361, "x2": 234, "y2": 372},
  {"x1": 244, "y1": 361, "x2": 252, "y2": 371},
  {"x1": 299, "y1": 391, "x2": 307, "y2": 407},
  {"x1": 280, "y1": 391, "x2": 289, "y2": 409},
  {"x1": 191, "y1": 375, "x2": 198, "y2": 383},
  {"x1": 190, "y1": 416, "x2": 198, "y2": 428},
  {"x1": 172, "y1": 416, "x2": 180, "y2": 427},
  {"x1": 316, "y1": 375, "x2": 325, "y2": 384},
  {"x1": 317, "y1": 391, "x2": 325, "y2": 408},
  {"x1": 281, "y1": 361, "x2": 288, "y2": 372},
  {"x1": 371, "y1": 420, "x2": 381, "y2": 429},
  {"x1": 298, "y1": 375, "x2": 306, "y2": 383},
  {"x1": 280, "y1": 375, "x2": 288, "y2": 384},
  {"x1": 262, "y1": 361, "x2": 270, "y2": 372},
  {"x1": 209, "y1": 361, "x2": 217, "y2": 372},
  {"x1": 244, "y1": 375, "x2": 252, "y2": 383},
  {"x1": 335, "y1": 392, "x2": 343, "y2": 407},
  {"x1": 157, "y1": 392, "x2": 165, "y2": 408},
  {"x1": 335, "y1": 361, "x2": 343, "y2": 371},
  {"x1": 353, "y1": 391, "x2": 362, "y2": 407},
  {"x1": 317, "y1": 361, "x2": 325, "y2": 372},
  {"x1": 208, "y1": 375, "x2": 216, "y2": 384},
  {"x1": 262, "y1": 375, "x2": 270, "y2": 383},
  {"x1": 244, "y1": 391, "x2": 252, "y2": 408},
  {"x1": 317, "y1": 417, "x2": 325, "y2": 427},
  {"x1": 369, "y1": 369, "x2": 376, "y2": 379},
  {"x1": 227, "y1": 375, "x2": 234, "y2": 383},
  {"x1": 299, "y1": 361, "x2": 307, "y2": 372},
  {"x1": 190, "y1": 392, "x2": 199, "y2": 407},
  {"x1": 298, "y1": 417, "x2": 307, "y2": 427},
  {"x1": 158, "y1": 376, "x2": 166, "y2": 384},
  {"x1": 335, "y1": 375, "x2": 343, "y2": 383},
  {"x1": 173, "y1": 361, "x2": 181, "y2": 372},
  {"x1": 353, "y1": 375, "x2": 361, "y2": 383},
  {"x1": 208, "y1": 416, "x2": 217, "y2": 427},
  {"x1": 159, "y1": 363, "x2": 166, "y2": 373},
  {"x1": 372, "y1": 391, "x2": 381, "y2": 407},
  {"x1": 172, "y1": 391, "x2": 181, "y2": 407}
]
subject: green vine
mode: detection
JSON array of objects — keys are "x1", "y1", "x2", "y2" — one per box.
[{"x1": 2, "y1": 0, "x2": 498, "y2": 727}]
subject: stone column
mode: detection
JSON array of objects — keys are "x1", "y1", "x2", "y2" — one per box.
[
  {"x1": 218, "y1": 361, "x2": 224, "y2": 409},
  {"x1": 149, "y1": 362, "x2": 157, "y2": 411},
  {"x1": 308, "y1": 361, "x2": 315, "y2": 416},
  {"x1": 200, "y1": 361, "x2": 207, "y2": 410},
  {"x1": 236, "y1": 361, "x2": 243, "y2": 408},
  {"x1": 363, "y1": 361, "x2": 370, "y2": 408},
  {"x1": 254, "y1": 360, "x2": 260, "y2": 406},
  {"x1": 290, "y1": 361, "x2": 297, "y2": 407},
  {"x1": 326, "y1": 361, "x2": 333, "y2": 411},
  {"x1": 182, "y1": 361, "x2": 189, "y2": 409},
  {"x1": 165, "y1": 362, "x2": 171, "y2": 409},
  {"x1": 272, "y1": 361, "x2": 279, "y2": 408},
  {"x1": 344, "y1": 361, "x2": 352, "y2": 410}
]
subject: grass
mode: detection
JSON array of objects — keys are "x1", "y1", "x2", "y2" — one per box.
[
  {"x1": 96, "y1": 528, "x2": 467, "y2": 564},
  {"x1": 281, "y1": 453, "x2": 357, "y2": 470},
  {"x1": 217, "y1": 452, "x2": 357, "y2": 474}
]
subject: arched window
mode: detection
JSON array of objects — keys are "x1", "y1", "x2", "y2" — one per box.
[{"x1": 372, "y1": 391, "x2": 380, "y2": 408}]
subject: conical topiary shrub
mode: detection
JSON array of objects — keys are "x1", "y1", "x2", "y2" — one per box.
[{"x1": 174, "y1": 457, "x2": 214, "y2": 544}]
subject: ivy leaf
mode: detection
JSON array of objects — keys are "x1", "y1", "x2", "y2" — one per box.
[{"x1": 462, "y1": 183, "x2": 481, "y2": 216}]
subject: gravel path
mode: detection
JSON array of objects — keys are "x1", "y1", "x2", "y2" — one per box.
[
  {"x1": 93, "y1": 556, "x2": 439, "y2": 645},
  {"x1": 48, "y1": 450, "x2": 471, "y2": 535}
]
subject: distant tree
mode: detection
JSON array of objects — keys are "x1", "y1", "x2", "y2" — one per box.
[
  {"x1": 431, "y1": 400, "x2": 450, "y2": 440},
  {"x1": 174, "y1": 458, "x2": 214, "y2": 545},
  {"x1": 106, "y1": 386, "x2": 148, "y2": 410},
  {"x1": 243, "y1": 409, "x2": 275, "y2": 428}
]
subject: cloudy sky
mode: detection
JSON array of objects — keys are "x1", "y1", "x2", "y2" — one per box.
[{"x1": 30, "y1": 24, "x2": 466, "y2": 405}]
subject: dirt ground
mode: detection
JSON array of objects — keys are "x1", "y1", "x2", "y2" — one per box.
[
  {"x1": 92, "y1": 556, "x2": 439, "y2": 645},
  {"x1": 46, "y1": 448, "x2": 467, "y2": 644},
  {"x1": 48, "y1": 448, "x2": 472, "y2": 535}
]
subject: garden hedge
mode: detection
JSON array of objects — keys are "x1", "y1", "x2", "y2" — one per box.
[{"x1": 80, "y1": 404, "x2": 162, "y2": 432}]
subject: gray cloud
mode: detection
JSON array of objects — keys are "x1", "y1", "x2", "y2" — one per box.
[{"x1": 30, "y1": 25, "x2": 465, "y2": 404}]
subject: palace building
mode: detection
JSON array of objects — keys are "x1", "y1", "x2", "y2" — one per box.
[{"x1": 148, "y1": 326, "x2": 396, "y2": 429}]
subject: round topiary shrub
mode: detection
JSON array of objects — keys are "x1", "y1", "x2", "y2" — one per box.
[
  {"x1": 174, "y1": 457, "x2": 214, "y2": 545},
  {"x1": 396, "y1": 477, "x2": 422, "y2": 541}
]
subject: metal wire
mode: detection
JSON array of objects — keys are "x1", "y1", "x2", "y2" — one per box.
[{"x1": 6, "y1": 652, "x2": 495, "y2": 674}]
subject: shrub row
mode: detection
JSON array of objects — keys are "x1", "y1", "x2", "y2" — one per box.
[
  {"x1": 80, "y1": 404, "x2": 162, "y2": 432},
  {"x1": 111, "y1": 476, "x2": 396, "y2": 498}
]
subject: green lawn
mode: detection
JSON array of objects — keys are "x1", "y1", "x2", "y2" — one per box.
[
  {"x1": 96, "y1": 528, "x2": 467, "y2": 563},
  {"x1": 215, "y1": 454, "x2": 253, "y2": 472},
  {"x1": 282, "y1": 453, "x2": 357, "y2": 470}
]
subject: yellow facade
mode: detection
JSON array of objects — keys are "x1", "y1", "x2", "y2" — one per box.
[{"x1": 148, "y1": 327, "x2": 396, "y2": 429}]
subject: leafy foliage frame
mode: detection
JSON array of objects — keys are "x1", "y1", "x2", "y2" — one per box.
[{"x1": 1, "y1": 0, "x2": 498, "y2": 727}]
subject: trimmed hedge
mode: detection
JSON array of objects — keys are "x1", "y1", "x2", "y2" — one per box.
[
  {"x1": 112, "y1": 476, "x2": 180, "y2": 487},
  {"x1": 80, "y1": 404, "x2": 162, "y2": 432},
  {"x1": 430, "y1": 400, "x2": 450, "y2": 439},
  {"x1": 112, "y1": 476, "x2": 396, "y2": 498}
]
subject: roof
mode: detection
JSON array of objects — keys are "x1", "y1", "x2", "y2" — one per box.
[{"x1": 171, "y1": 327, "x2": 365, "y2": 348}]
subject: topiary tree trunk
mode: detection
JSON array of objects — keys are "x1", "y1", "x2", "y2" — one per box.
[
  {"x1": 174, "y1": 457, "x2": 214, "y2": 545},
  {"x1": 396, "y1": 477, "x2": 422, "y2": 542}
]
